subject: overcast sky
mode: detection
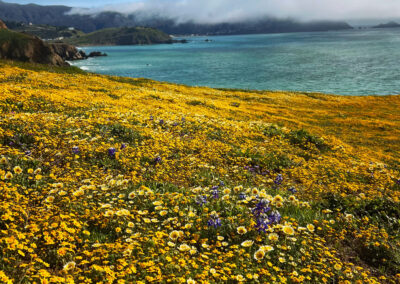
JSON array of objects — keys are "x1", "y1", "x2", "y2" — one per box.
[{"x1": 5, "y1": 0, "x2": 400, "y2": 24}]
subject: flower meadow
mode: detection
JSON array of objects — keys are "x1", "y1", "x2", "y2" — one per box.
[{"x1": 0, "y1": 61, "x2": 400, "y2": 283}]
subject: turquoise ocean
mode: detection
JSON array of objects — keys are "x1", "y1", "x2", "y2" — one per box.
[{"x1": 71, "y1": 28, "x2": 400, "y2": 95}]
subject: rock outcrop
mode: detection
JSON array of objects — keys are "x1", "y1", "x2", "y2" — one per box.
[{"x1": 50, "y1": 43, "x2": 86, "y2": 61}]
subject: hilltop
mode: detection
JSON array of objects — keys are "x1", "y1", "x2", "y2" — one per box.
[{"x1": 0, "y1": 60, "x2": 399, "y2": 283}]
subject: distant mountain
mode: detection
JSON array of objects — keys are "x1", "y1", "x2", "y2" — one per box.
[
  {"x1": 61, "y1": 27, "x2": 178, "y2": 46},
  {"x1": 0, "y1": 1, "x2": 353, "y2": 35},
  {"x1": 372, "y1": 21, "x2": 400, "y2": 29}
]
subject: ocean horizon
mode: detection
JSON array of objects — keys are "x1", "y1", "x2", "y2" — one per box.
[{"x1": 71, "y1": 28, "x2": 400, "y2": 96}]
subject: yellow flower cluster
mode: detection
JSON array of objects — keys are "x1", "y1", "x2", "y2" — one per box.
[{"x1": 0, "y1": 61, "x2": 399, "y2": 283}]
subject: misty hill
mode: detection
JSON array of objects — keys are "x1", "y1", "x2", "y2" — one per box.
[
  {"x1": 62, "y1": 27, "x2": 175, "y2": 46},
  {"x1": 372, "y1": 21, "x2": 400, "y2": 29},
  {"x1": 0, "y1": 1, "x2": 352, "y2": 35}
]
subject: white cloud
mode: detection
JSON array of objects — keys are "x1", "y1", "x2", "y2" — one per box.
[{"x1": 69, "y1": 0, "x2": 400, "y2": 24}]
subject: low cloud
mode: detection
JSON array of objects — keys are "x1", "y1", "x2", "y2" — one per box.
[{"x1": 69, "y1": 0, "x2": 400, "y2": 24}]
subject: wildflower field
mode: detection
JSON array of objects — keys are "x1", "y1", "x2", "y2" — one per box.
[{"x1": 0, "y1": 60, "x2": 400, "y2": 283}]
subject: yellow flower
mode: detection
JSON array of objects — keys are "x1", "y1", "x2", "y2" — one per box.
[
  {"x1": 27, "y1": 168, "x2": 34, "y2": 174},
  {"x1": 282, "y1": 225, "x2": 295, "y2": 235},
  {"x1": 260, "y1": 245, "x2": 274, "y2": 253},
  {"x1": 241, "y1": 240, "x2": 254, "y2": 247},
  {"x1": 187, "y1": 278, "x2": 196, "y2": 284},
  {"x1": 13, "y1": 166, "x2": 23, "y2": 174},
  {"x1": 307, "y1": 224, "x2": 315, "y2": 233},
  {"x1": 4, "y1": 172, "x2": 13, "y2": 179},
  {"x1": 334, "y1": 263, "x2": 342, "y2": 270},
  {"x1": 0, "y1": 157, "x2": 7, "y2": 164},
  {"x1": 279, "y1": 257, "x2": 286, "y2": 263},
  {"x1": 237, "y1": 226, "x2": 247, "y2": 235},
  {"x1": 178, "y1": 244, "x2": 191, "y2": 252},
  {"x1": 236, "y1": 275, "x2": 245, "y2": 282},
  {"x1": 63, "y1": 261, "x2": 76, "y2": 271},
  {"x1": 169, "y1": 230, "x2": 180, "y2": 240},
  {"x1": 73, "y1": 189, "x2": 84, "y2": 197},
  {"x1": 35, "y1": 174, "x2": 43, "y2": 181},
  {"x1": 273, "y1": 195, "x2": 283, "y2": 203},
  {"x1": 45, "y1": 196, "x2": 55, "y2": 203},
  {"x1": 254, "y1": 249, "x2": 265, "y2": 260},
  {"x1": 268, "y1": 233, "x2": 279, "y2": 242}
]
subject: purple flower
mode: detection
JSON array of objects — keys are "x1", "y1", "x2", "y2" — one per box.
[
  {"x1": 154, "y1": 156, "x2": 162, "y2": 164},
  {"x1": 149, "y1": 116, "x2": 154, "y2": 121},
  {"x1": 120, "y1": 143, "x2": 126, "y2": 150},
  {"x1": 274, "y1": 174, "x2": 283, "y2": 186},
  {"x1": 72, "y1": 146, "x2": 80, "y2": 154},
  {"x1": 108, "y1": 147, "x2": 116, "y2": 158},
  {"x1": 288, "y1": 186, "x2": 297, "y2": 194},
  {"x1": 195, "y1": 195, "x2": 207, "y2": 206},
  {"x1": 252, "y1": 199, "x2": 271, "y2": 217},
  {"x1": 159, "y1": 119, "x2": 164, "y2": 125},
  {"x1": 239, "y1": 192, "x2": 246, "y2": 200},
  {"x1": 25, "y1": 150, "x2": 32, "y2": 156},
  {"x1": 396, "y1": 179, "x2": 400, "y2": 185},
  {"x1": 211, "y1": 189, "x2": 219, "y2": 199},
  {"x1": 207, "y1": 213, "x2": 222, "y2": 228}
]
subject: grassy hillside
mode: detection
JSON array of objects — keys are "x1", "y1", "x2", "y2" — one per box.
[
  {"x1": 0, "y1": 29, "x2": 31, "y2": 49},
  {"x1": 63, "y1": 27, "x2": 173, "y2": 46},
  {"x1": 0, "y1": 60, "x2": 399, "y2": 283}
]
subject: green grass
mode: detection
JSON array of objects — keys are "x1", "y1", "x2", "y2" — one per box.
[{"x1": 0, "y1": 59, "x2": 87, "y2": 75}]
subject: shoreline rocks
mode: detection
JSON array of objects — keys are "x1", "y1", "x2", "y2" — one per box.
[{"x1": 50, "y1": 43, "x2": 107, "y2": 62}]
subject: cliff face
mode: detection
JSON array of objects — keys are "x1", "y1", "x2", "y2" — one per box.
[{"x1": 0, "y1": 29, "x2": 68, "y2": 66}]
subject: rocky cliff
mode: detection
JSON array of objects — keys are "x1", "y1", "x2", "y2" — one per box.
[{"x1": 0, "y1": 28, "x2": 67, "y2": 66}]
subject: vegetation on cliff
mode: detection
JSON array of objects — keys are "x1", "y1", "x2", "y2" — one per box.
[{"x1": 0, "y1": 60, "x2": 399, "y2": 283}]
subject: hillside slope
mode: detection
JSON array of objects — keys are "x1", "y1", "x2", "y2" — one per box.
[
  {"x1": 0, "y1": 61, "x2": 399, "y2": 283},
  {"x1": 63, "y1": 27, "x2": 174, "y2": 46}
]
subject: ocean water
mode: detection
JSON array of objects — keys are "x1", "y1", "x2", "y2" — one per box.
[{"x1": 71, "y1": 28, "x2": 400, "y2": 95}]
